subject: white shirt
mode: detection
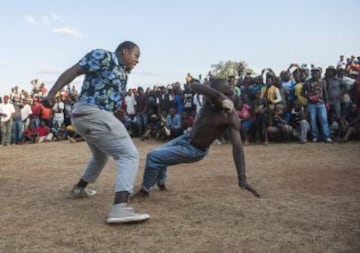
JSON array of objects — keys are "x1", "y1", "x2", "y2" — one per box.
[
  {"x1": 53, "y1": 101, "x2": 65, "y2": 120},
  {"x1": 124, "y1": 94, "x2": 136, "y2": 115},
  {"x1": 21, "y1": 104, "x2": 33, "y2": 121},
  {"x1": 0, "y1": 102, "x2": 15, "y2": 122}
]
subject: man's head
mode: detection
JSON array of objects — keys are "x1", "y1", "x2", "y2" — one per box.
[
  {"x1": 209, "y1": 79, "x2": 234, "y2": 97},
  {"x1": 311, "y1": 67, "x2": 322, "y2": 81},
  {"x1": 138, "y1": 86, "x2": 144, "y2": 94},
  {"x1": 3, "y1": 95, "x2": 10, "y2": 104},
  {"x1": 115, "y1": 41, "x2": 140, "y2": 73}
]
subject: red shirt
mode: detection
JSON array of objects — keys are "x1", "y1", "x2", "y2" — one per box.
[{"x1": 36, "y1": 126, "x2": 50, "y2": 136}]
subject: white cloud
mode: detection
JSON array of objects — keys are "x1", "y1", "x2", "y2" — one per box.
[
  {"x1": 24, "y1": 15, "x2": 39, "y2": 25},
  {"x1": 52, "y1": 27, "x2": 83, "y2": 38}
]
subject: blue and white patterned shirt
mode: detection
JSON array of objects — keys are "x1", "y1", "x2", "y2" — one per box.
[{"x1": 78, "y1": 49, "x2": 127, "y2": 111}]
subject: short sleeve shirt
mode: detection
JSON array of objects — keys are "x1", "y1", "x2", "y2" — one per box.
[{"x1": 78, "y1": 49, "x2": 128, "y2": 111}]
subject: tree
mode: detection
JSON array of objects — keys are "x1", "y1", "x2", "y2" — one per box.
[{"x1": 210, "y1": 60, "x2": 255, "y2": 79}]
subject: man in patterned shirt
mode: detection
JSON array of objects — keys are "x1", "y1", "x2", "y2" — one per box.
[
  {"x1": 301, "y1": 67, "x2": 332, "y2": 143},
  {"x1": 44, "y1": 41, "x2": 150, "y2": 224}
]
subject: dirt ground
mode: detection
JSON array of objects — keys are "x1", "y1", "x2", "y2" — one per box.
[{"x1": 0, "y1": 139, "x2": 359, "y2": 253}]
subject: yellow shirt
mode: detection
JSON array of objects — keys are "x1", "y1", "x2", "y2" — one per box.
[{"x1": 294, "y1": 82, "x2": 308, "y2": 106}]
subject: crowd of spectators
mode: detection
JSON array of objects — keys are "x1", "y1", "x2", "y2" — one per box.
[{"x1": 1, "y1": 55, "x2": 359, "y2": 147}]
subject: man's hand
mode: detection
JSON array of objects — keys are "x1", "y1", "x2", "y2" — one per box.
[
  {"x1": 239, "y1": 181, "x2": 261, "y2": 198},
  {"x1": 221, "y1": 99, "x2": 234, "y2": 112}
]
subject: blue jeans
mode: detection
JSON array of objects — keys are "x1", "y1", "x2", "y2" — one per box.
[
  {"x1": 30, "y1": 118, "x2": 40, "y2": 129},
  {"x1": 12, "y1": 120, "x2": 23, "y2": 144},
  {"x1": 307, "y1": 103, "x2": 331, "y2": 139},
  {"x1": 141, "y1": 133, "x2": 208, "y2": 192},
  {"x1": 71, "y1": 103, "x2": 139, "y2": 193},
  {"x1": 136, "y1": 113, "x2": 148, "y2": 136}
]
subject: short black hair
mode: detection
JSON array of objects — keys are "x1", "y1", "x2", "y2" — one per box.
[
  {"x1": 209, "y1": 78, "x2": 234, "y2": 96},
  {"x1": 115, "y1": 41, "x2": 139, "y2": 53}
]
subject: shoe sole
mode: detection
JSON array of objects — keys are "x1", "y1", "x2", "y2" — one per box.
[
  {"x1": 106, "y1": 214, "x2": 150, "y2": 224},
  {"x1": 66, "y1": 189, "x2": 97, "y2": 199}
]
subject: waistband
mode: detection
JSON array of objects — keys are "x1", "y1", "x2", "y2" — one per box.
[{"x1": 189, "y1": 140, "x2": 207, "y2": 152}]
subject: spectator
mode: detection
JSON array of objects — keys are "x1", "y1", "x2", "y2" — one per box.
[
  {"x1": 0, "y1": 95, "x2": 15, "y2": 146},
  {"x1": 302, "y1": 67, "x2": 332, "y2": 143}
]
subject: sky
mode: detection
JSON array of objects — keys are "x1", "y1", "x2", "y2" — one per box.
[{"x1": 0, "y1": 0, "x2": 359, "y2": 97}]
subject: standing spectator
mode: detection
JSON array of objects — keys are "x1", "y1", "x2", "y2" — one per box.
[
  {"x1": 337, "y1": 55, "x2": 347, "y2": 70},
  {"x1": 157, "y1": 86, "x2": 172, "y2": 114},
  {"x1": 43, "y1": 41, "x2": 149, "y2": 223},
  {"x1": 325, "y1": 66, "x2": 347, "y2": 120},
  {"x1": 302, "y1": 67, "x2": 332, "y2": 143},
  {"x1": 52, "y1": 96, "x2": 65, "y2": 128},
  {"x1": 123, "y1": 88, "x2": 137, "y2": 136},
  {"x1": 30, "y1": 97, "x2": 42, "y2": 129},
  {"x1": 40, "y1": 101, "x2": 52, "y2": 127},
  {"x1": 21, "y1": 97, "x2": 33, "y2": 131},
  {"x1": 293, "y1": 68, "x2": 308, "y2": 107},
  {"x1": 0, "y1": 95, "x2": 15, "y2": 146},
  {"x1": 193, "y1": 93, "x2": 203, "y2": 115},
  {"x1": 135, "y1": 86, "x2": 148, "y2": 137},
  {"x1": 11, "y1": 97, "x2": 23, "y2": 144}
]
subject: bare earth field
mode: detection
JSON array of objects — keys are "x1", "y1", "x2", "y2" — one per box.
[{"x1": 0, "y1": 139, "x2": 359, "y2": 253}]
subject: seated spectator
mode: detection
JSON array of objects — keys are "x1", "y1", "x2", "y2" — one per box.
[
  {"x1": 164, "y1": 107, "x2": 182, "y2": 139},
  {"x1": 66, "y1": 124, "x2": 84, "y2": 143},
  {"x1": 267, "y1": 105, "x2": 292, "y2": 141},
  {"x1": 35, "y1": 120, "x2": 53, "y2": 143},
  {"x1": 290, "y1": 102, "x2": 310, "y2": 144},
  {"x1": 141, "y1": 114, "x2": 160, "y2": 141},
  {"x1": 181, "y1": 111, "x2": 194, "y2": 134},
  {"x1": 23, "y1": 126, "x2": 37, "y2": 144},
  {"x1": 338, "y1": 103, "x2": 360, "y2": 142},
  {"x1": 237, "y1": 101, "x2": 254, "y2": 145}
]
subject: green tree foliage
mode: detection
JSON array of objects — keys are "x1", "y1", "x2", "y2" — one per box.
[{"x1": 210, "y1": 60, "x2": 255, "y2": 79}]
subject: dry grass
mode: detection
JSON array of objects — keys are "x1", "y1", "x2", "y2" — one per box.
[{"x1": 0, "y1": 140, "x2": 359, "y2": 253}]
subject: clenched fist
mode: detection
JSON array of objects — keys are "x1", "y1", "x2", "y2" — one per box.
[{"x1": 221, "y1": 99, "x2": 234, "y2": 112}]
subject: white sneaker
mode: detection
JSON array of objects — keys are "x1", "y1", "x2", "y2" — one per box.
[
  {"x1": 107, "y1": 204, "x2": 150, "y2": 224},
  {"x1": 66, "y1": 185, "x2": 97, "y2": 199}
]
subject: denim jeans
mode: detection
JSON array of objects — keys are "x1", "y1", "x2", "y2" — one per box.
[
  {"x1": 141, "y1": 133, "x2": 208, "y2": 192},
  {"x1": 12, "y1": 120, "x2": 23, "y2": 144},
  {"x1": 136, "y1": 113, "x2": 148, "y2": 136},
  {"x1": 30, "y1": 118, "x2": 40, "y2": 129},
  {"x1": 307, "y1": 103, "x2": 330, "y2": 139},
  {"x1": 71, "y1": 103, "x2": 139, "y2": 193}
]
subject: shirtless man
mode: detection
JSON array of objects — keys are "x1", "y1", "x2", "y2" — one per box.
[{"x1": 133, "y1": 78, "x2": 260, "y2": 199}]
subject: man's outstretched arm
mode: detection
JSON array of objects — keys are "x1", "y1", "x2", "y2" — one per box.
[
  {"x1": 43, "y1": 64, "x2": 85, "y2": 107},
  {"x1": 229, "y1": 113, "x2": 260, "y2": 198}
]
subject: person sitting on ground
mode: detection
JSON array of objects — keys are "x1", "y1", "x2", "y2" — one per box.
[
  {"x1": 267, "y1": 104, "x2": 292, "y2": 142},
  {"x1": 34, "y1": 120, "x2": 53, "y2": 143},
  {"x1": 141, "y1": 114, "x2": 160, "y2": 141},
  {"x1": 132, "y1": 78, "x2": 260, "y2": 200},
  {"x1": 338, "y1": 103, "x2": 360, "y2": 142}
]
